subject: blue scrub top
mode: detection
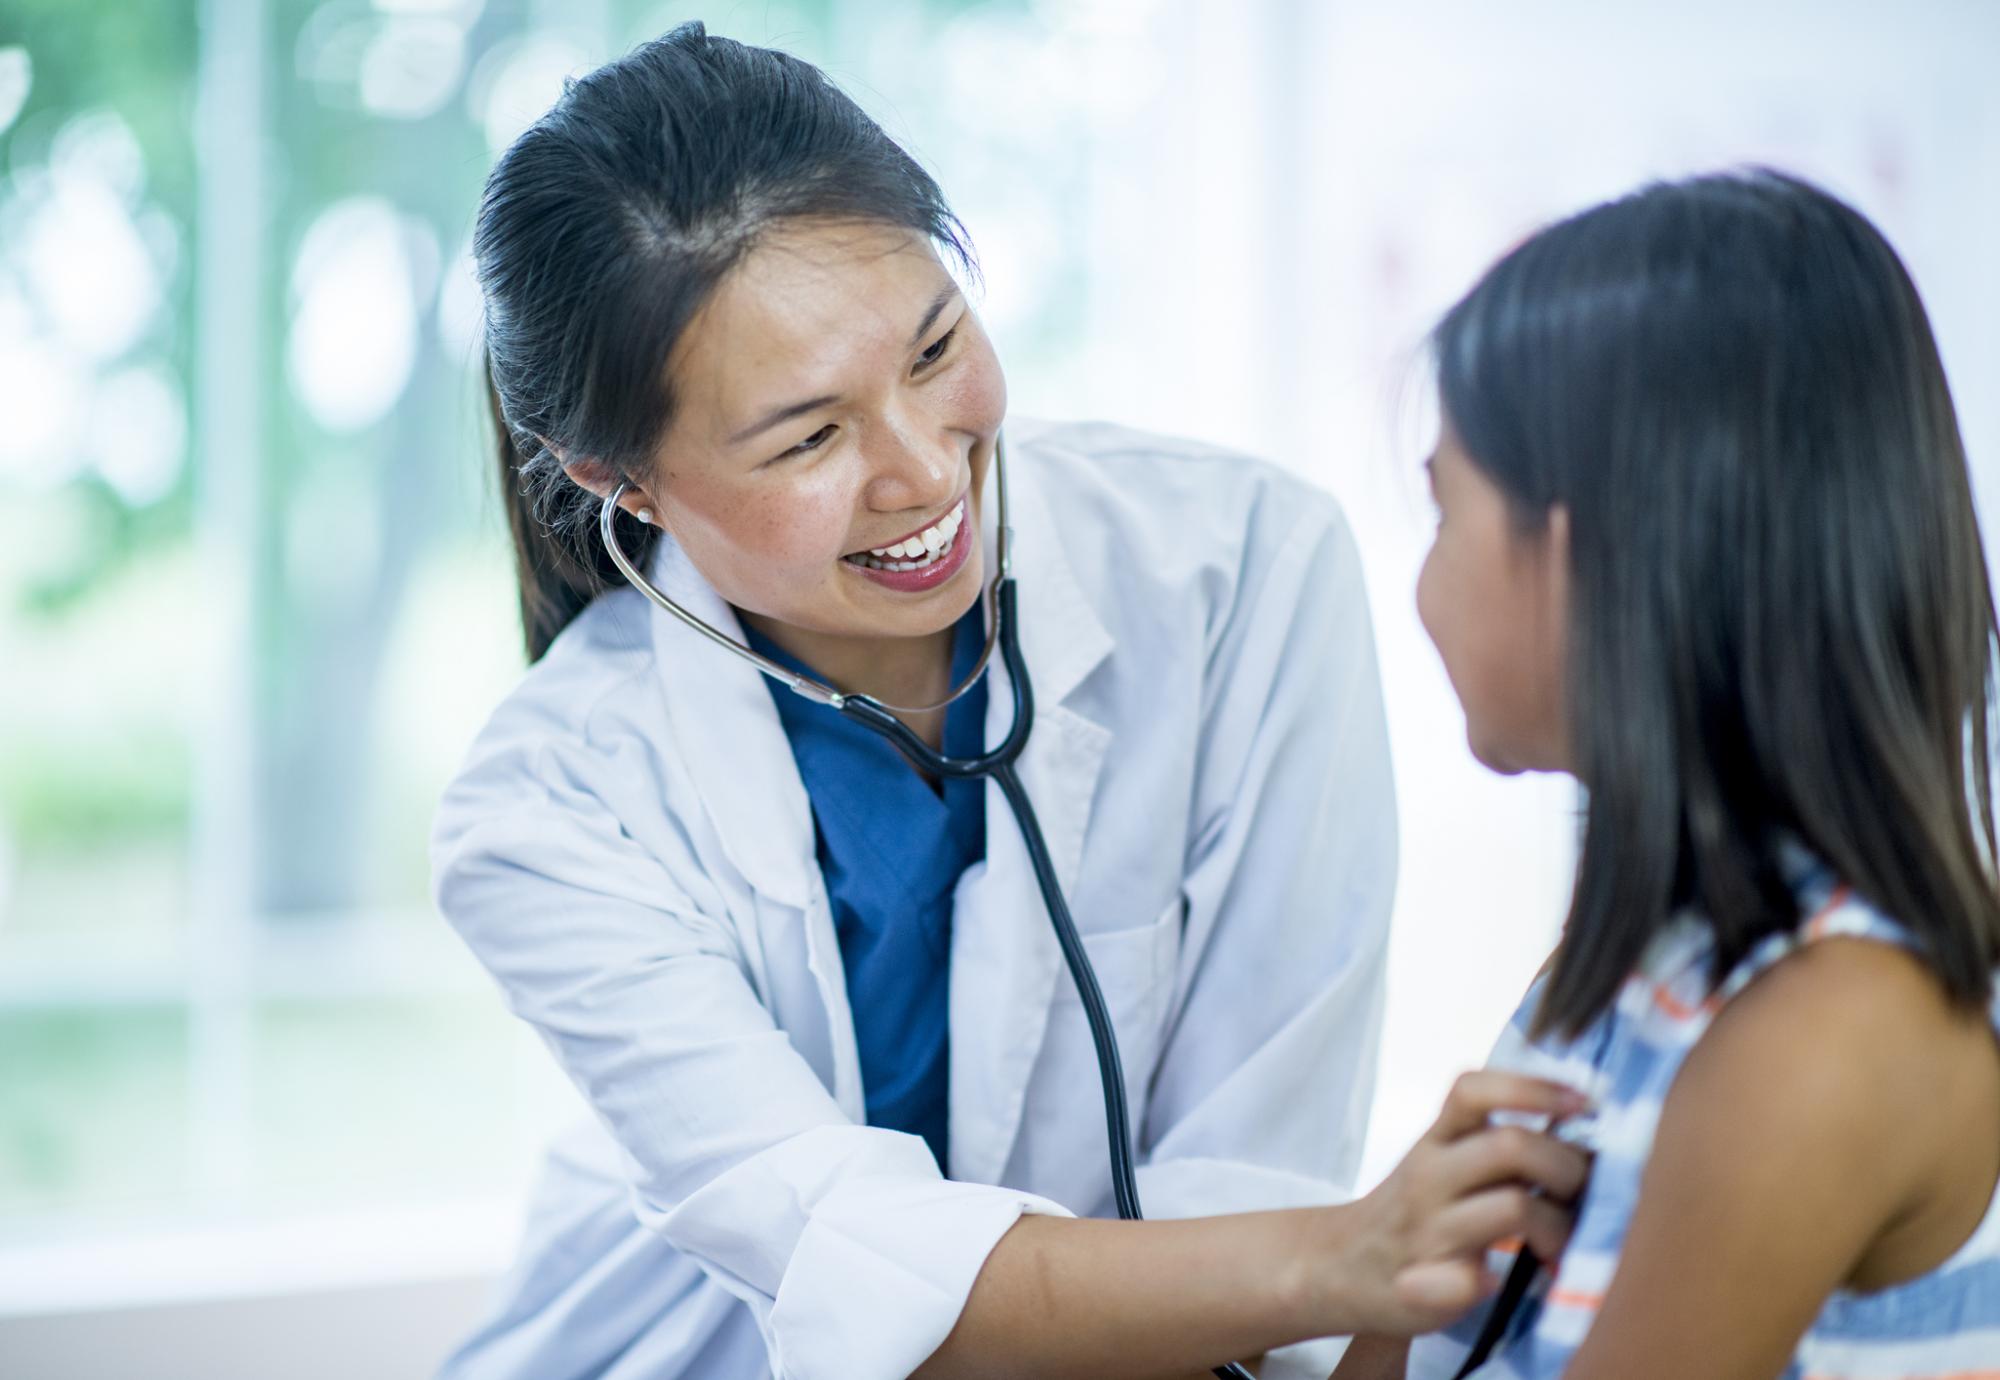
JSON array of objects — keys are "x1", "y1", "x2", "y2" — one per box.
[{"x1": 742, "y1": 606, "x2": 988, "y2": 1172}]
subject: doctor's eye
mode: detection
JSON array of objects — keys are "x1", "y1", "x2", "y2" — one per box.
[
  {"x1": 780, "y1": 424, "x2": 837, "y2": 460},
  {"x1": 914, "y1": 326, "x2": 957, "y2": 373}
]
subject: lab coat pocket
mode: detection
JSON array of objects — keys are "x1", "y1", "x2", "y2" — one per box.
[
  {"x1": 1052, "y1": 895, "x2": 1183, "y2": 1028},
  {"x1": 1010, "y1": 895, "x2": 1184, "y2": 1203},
  {"x1": 1056, "y1": 897, "x2": 1184, "y2": 1088}
]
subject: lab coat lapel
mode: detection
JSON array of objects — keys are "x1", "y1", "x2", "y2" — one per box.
[
  {"x1": 949, "y1": 443, "x2": 1115, "y2": 1187},
  {"x1": 643, "y1": 535, "x2": 819, "y2": 909},
  {"x1": 642, "y1": 535, "x2": 865, "y2": 1119}
]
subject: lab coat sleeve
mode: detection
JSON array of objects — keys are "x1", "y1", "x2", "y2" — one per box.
[
  {"x1": 432, "y1": 748, "x2": 1072, "y2": 1380},
  {"x1": 1136, "y1": 491, "x2": 1397, "y2": 1376}
]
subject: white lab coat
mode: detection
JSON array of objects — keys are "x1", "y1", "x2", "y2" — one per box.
[{"x1": 431, "y1": 418, "x2": 1397, "y2": 1380}]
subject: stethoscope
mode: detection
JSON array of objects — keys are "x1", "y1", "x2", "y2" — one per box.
[
  {"x1": 601, "y1": 438, "x2": 1529, "y2": 1379},
  {"x1": 600, "y1": 437, "x2": 1255, "y2": 1380}
]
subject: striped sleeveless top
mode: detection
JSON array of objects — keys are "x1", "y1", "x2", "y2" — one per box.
[{"x1": 1407, "y1": 853, "x2": 2000, "y2": 1379}]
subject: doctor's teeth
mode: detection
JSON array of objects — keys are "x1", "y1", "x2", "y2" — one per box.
[
  {"x1": 865, "y1": 502, "x2": 964, "y2": 561},
  {"x1": 850, "y1": 535, "x2": 955, "y2": 572}
]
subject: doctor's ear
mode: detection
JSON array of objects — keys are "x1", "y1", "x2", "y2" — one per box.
[{"x1": 558, "y1": 451, "x2": 660, "y2": 526}]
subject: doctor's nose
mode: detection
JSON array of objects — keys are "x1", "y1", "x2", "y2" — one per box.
[{"x1": 861, "y1": 421, "x2": 960, "y2": 515}]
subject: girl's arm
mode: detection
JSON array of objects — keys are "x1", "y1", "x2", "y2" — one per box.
[{"x1": 1563, "y1": 938, "x2": 1999, "y2": 1379}]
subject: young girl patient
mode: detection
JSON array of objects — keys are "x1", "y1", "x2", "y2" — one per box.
[{"x1": 1341, "y1": 170, "x2": 2000, "y2": 1378}]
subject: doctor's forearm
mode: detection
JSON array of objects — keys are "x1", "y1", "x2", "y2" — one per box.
[
  {"x1": 912, "y1": 1207, "x2": 1363, "y2": 1379},
  {"x1": 1328, "y1": 1335, "x2": 1408, "y2": 1380}
]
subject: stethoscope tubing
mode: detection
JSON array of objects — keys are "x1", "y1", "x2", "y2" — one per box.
[
  {"x1": 1452, "y1": 1245, "x2": 1541, "y2": 1377},
  {"x1": 837, "y1": 580, "x2": 1139, "y2": 1219}
]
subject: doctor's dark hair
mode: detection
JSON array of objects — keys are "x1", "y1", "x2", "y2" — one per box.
[
  {"x1": 476, "y1": 21, "x2": 974, "y2": 661},
  {"x1": 1434, "y1": 169, "x2": 2000, "y2": 1038}
]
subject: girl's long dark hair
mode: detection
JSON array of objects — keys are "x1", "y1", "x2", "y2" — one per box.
[
  {"x1": 1434, "y1": 170, "x2": 2000, "y2": 1037},
  {"x1": 475, "y1": 22, "x2": 973, "y2": 660}
]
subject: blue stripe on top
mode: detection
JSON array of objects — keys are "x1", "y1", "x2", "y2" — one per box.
[
  {"x1": 1406, "y1": 848, "x2": 2000, "y2": 1379},
  {"x1": 743, "y1": 606, "x2": 988, "y2": 1174}
]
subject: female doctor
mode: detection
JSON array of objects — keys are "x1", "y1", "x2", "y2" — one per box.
[{"x1": 433, "y1": 23, "x2": 1589, "y2": 1380}]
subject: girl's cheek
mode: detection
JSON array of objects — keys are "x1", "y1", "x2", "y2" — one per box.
[
  {"x1": 1415, "y1": 542, "x2": 1447, "y2": 654},
  {"x1": 1417, "y1": 541, "x2": 1485, "y2": 725}
]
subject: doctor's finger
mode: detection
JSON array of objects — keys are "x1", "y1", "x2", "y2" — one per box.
[
  {"x1": 1392, "y1": 1257, "x2": 1501, "y2": 1324},
  {"x1": 1431, "y1": 1123, "x2": 1592, "y2": 1204},
  {"x1": 1421, "y1": 1185, "x2": 1577, "y2": 1266},
  {"x1": 1427, "y1": 1071, "x2": 1591, "y2": 1143}
]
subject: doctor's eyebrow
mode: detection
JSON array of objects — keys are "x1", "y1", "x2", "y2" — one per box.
[
  {"x1": 908, "y1": 283, "x2": 960, "y2": 347},
  {"x1": 724, "y1": 286, "x2": 965, "y2": 448},
  {"x1": 728, "y1": 393, "x2": 841, "y2": 446}
]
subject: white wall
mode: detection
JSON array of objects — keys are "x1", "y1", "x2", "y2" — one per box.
[{"x1": 1014, "y1": 0, "x2": 2000, "y2": 1187}]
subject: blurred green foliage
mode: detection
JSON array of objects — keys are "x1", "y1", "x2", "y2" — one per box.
[
  {"x1": 0, "y1": 731, "x2": 188, "y2": 849},
  {"x1": 1, "y1": 0, "x2": 199, "y2": 586},
  {"x1": 0, "y1": 1006, "x2": 192, "y2": 1218},
  {"x1": 1, "y1": 0, "x2": 197, "y2": 205}
]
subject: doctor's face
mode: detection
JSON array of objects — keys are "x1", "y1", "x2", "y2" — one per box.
[
  {"x1": 1415, "y1": 420, "x2": 1572, "y2": 776},
  {"x1": 633, "y1": 220, "x2": 1005, "y2": 645}
]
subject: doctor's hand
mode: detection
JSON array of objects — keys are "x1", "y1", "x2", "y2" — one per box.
[
  {"x1": 914, "y1": 1073, "x2": 1587, "y2": 1380},
  {"x1": 1325, "y1": 1071, "x2": 1591, "y2": 1337}
]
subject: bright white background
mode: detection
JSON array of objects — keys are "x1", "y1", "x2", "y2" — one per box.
[{"x1": 3, "y1": 1, "x2": 1997, "y2": 1375}]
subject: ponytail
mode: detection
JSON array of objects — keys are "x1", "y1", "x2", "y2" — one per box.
[{"x1": 485, "y1": 360, "x2": 659, "y2": 663}]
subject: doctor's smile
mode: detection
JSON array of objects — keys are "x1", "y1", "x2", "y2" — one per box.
[{"x1": 840, "y1": 491, "x2": 971, "y2": 587}]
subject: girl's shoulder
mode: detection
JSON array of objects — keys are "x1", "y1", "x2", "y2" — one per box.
[
  {"x1": 1516, "y1": 857, "x2": 1942, "y2": 1058},
  {"x1": 1607, "y1": 884, "x2": 2000, "y2": 1362},
  {"x1": 1495, "y1": 869, "x2": 1989, "y2": 1159},
  {"x1": 1481, "y1": 869, "x2": 2000, "y2": 1377},
  {"x1": 1682, "y1": 897, "x2": 1984, "y2": 1179}
]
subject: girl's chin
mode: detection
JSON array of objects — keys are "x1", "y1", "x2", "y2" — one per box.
[
  {"x1": 1467, "y1": 730, "x2": 1530, "y2": 777},
  {"x1": 1469, "y1": 735, "x2": 1571, "y2": 778}
]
